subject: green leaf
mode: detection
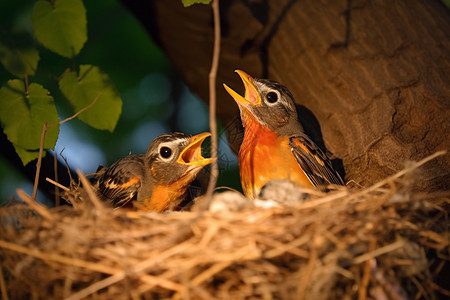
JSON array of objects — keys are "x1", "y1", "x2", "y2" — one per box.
[
  {"x1": 15, "y1": 146, "x2": 43, "y2": 166},
  {"x1": 0, "y1": 32, "x2": 40, "y2": 78},
  {"x1": 0, "y1": 80, "x2": 59, "y2": 165},
  {"x1": 59, "y1": 65, "x2": 122, "y2": 132},
  {"x1": 181, "y1": 0, "x2": 212, "y2": 7},
  {"x1": 32, "y1": 0, "x2": 87, "y2": 58}
]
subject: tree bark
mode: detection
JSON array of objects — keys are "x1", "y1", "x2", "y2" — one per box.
[{"x1": 122, "y1": 0, "x2": 450, "y2": 190}]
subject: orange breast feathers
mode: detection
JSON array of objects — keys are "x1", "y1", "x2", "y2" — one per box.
[
  {"x1": 136, "y1": 178, "x2": 191, "y2": 212},
  {"x1": 238, "y1": 126, "x2": 313, "y2": 199}
]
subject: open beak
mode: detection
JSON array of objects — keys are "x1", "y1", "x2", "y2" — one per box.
[
  {"x1": 223, "y1": 70, "x2": 261, "y2": 107},
  {"x1": 177, "y1": 132, "x2": 214, "y2": 169}
]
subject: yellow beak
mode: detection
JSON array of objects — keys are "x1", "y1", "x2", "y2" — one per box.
[
  {"x1": 223, "y1": 70, "x2": 261, "y2": 107},
  {"x1": 177, "y1": 132, "x2": 214, "y2": 168}
]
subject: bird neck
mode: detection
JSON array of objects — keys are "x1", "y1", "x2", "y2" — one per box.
[
  {"x1": 137, "y1": 179, "x2": 190, "y2": 212},
  {"x1": 241, "y1": 121, "x2": 277, "y2": 150}
]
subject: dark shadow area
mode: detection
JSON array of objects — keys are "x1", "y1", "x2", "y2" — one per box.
[
  {"x1": 0, "y1": 127, "x2": 75, "y2": 205},
  {"x1": 223, "y1": 116, "x2": 244, "y2": 155},
  {"x1": 120, "y1": 0, "x2": 160, "y2": 46},
  {"x1": 242, "y1": 0, "x2": 269, "y2": 25},
  {"x1": 330, "y1": 0, "x2": 352, "y2": 49},
  {"x1": 240, "y1": 0, "x2": 298, "y2": 77}
]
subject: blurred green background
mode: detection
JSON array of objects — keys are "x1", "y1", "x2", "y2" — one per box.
[{"x1": 0, "y1": 0, "x2": 240, "y2": 205}]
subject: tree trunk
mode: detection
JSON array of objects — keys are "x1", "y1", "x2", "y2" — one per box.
[{"x1": 122, "y1": 0, "x2": 450, "y2": 190}]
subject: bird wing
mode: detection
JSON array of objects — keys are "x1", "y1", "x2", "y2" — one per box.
[
  {"x1": 94, "y1": 155, "x2": 145, "y2": 207},
  {"x1": 289, "y1": 134, "x2": 345, "y2": 186}
]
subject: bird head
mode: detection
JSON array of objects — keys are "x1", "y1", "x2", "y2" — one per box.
[
  {"x1": 223, "y1": 70, "x2": 301, "y2": 134},
  {"x1": 146, "y1": 132, "x2": 214, "y2": 185}
]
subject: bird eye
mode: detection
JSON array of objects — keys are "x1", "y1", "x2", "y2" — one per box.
[
  {"x1": 159, "y1": 146, "x2": 172, "y2": 159},
  {"x1": 266, "y1": 91, "x2": 278, "y2": 103}
]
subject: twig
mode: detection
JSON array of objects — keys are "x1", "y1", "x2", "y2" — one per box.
[
  {"x1": 214, "y1": 186, "x2": 242, "y2": 193},
  {"x1": 32, "y1": 122, "x2": 47, "y2": 201},
  {"x1": 256, "y1": 235, "x2": 309, "y2": 258},
  {"x1": 297, "y1": 236, "x2": 318, "y2": 299},
  {"x1": 65, "y1": 273, "x2": 127, "y2": 300},
  {"x1": 190, "y1": 261, "x2": 232, "y2": 287},
  {"x1": 358, "y1": 239, "x2": 376, "y2": 300},
  {"x1": 66, "y1": 240, "x2": 192, "y2": 300},
  {"x1": 0, "y1": 240, "x2": 182, "y2": 295},
  {"x1": 54, "y1": 151, "x2": 60, "y2": 206},
  {"x1": 0, "y1": 263, "x2": 9, "y2": 300},
  {"x1": 264, "y1": 234, "x2": 310, "y2": 259},
  {"x1": 371, "y1": 259, "x2": 409, "y2": 300},
  {"x1": 202, "y1": 0, "x2": 221, "y2": 211},
  {"x1": 45, "y1": 177, "x2": 70, "y2": 192},
  {"x1": 427, "y1": 280, "x2": 450, "y2": 297},
  {"x1": 76, "y1": 169, "x2": 104, "y2": 212},
  {"x1": 354, "y1": 150, "x2": 447, "y2": 197},
  {"x1": 16, "y1": 188, "x2": 53, "y2": 221},
  {"x1": 352, "y1": 240, "x2": 405, "y2": 265},
  {"x1": 50, "y1": 92, "x2": 101, "y2": 128},
  {"x1": 411, "y1": 276, "x2": 429, "y2": 300},
  {"x1": 296, "y1": 190, "x2": 349, "y2": 210},
  {"x1": 60, "y1": 148, "x2": 74, "y2": 182}
]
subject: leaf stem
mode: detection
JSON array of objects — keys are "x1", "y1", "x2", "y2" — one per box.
[{"x1": 24, "y1": 74, "x2": 29, "y2": 96}]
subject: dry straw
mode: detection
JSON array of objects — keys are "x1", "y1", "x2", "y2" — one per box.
[{"x1": 1, "y1": 151, "x2": 448, "y2": 299}]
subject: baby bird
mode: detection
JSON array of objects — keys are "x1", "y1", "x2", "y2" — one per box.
[
  {"x1": 224, "y1": 70, "x2": 344, "y2": 198},
  {"x1": 93, "y1": 132, "x2": 213, "y2": 212}
]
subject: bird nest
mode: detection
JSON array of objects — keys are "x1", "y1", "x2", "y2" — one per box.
[{"x1": 0, "y1": 155, "x2": 449, "y2": 300}]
